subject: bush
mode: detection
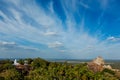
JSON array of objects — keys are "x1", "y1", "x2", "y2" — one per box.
[
  {"x1": 102, "y1": 68, "x2": 115, "y2": 75},
  {"x1": 0, "y1": 69, "x2": 23, "y2": 80}
]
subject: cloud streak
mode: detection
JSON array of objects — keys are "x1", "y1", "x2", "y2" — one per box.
[{"x1": 0, "y1": 0, "x2": 120, "y2": 59}]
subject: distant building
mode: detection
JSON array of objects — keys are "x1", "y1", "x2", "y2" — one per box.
[
  {"x1": 24, "y1": 60, "x2": 28, "y2": 65},
  {"x1": 13, "y1": 59, "x2": 20, "y2": 65},
  {"x1": 13, "y1": 59, "x2": 32, "y2": 75}
]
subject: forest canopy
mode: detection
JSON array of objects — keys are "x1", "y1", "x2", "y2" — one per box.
[{"x1": 0, "y1": 58, "x2": 120, "y2": 80}]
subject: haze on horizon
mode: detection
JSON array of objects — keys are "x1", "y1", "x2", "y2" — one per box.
[{"x1": 0, "y1": 0, "x2": 120, "y2": 59}]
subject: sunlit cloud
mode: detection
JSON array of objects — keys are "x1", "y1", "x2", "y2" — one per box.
[
  {"x1": 48, "y1": 41, "x2": 63, "y2": 48},
  {"x1": 43, "y1": 31, "x2": 58, "y2": 36},
  {"x1": 0, "y1": 0, "x2": 120, "y2": 59},
  {"x1": 107, "y1": 36, "x2": 120, "y2": 42}
]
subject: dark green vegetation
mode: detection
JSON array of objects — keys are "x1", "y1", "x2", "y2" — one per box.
[{"x1": 0, "y1": 58, "x2": 120, "y2": 80}]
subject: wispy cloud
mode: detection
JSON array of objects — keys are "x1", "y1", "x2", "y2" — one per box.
[
  {"x1": 0, "y1": 41, "x2": 16, "y2": 45},
  {"x1": 43, "y1": 31, "x2": 58, "y2": 36},
  {"x1": 79, "y1": 1, "x2": 90, "y2": 9},
  {"x1": 107, "y1": 36, "x2": 120, "y2": 42},
  {"x1": 48, "y1": 41, "x2": 63, "y2": 48},
  {"x1": 0, "y1": 41, "x2": 39, "y2": 51},
  {"x1": 0, "y1": 0, "x2": 120, "y2": 59}
]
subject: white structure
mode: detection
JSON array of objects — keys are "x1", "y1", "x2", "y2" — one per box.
[
  {"x1": 13, "y1": 59, "x2": 20, "y2": 65},
  {"x1": 24, "y1": 60, "x2": 28, "y2": 65}
]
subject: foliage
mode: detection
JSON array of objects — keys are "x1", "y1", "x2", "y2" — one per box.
[
  {"x1": 25, "y1": 58, "x2": 33, "y2": 64},
  {"x1": 31, "y1": 57, "x2": 49, "y2": 69},
  {"x1": 0, "y1": 58, "x2": 120, "y2": 80},
  {"x1": 18, "y1": 59, "x2": 24, "y2": 65},
  {"x1": 102, "y1": 68, "x2": 115, "y2": 75},
  {"x1": 0, "y1": 69, "x2": 23, "y2": 80},
  {"x1": 0, "y1": 60, "x2": 14, "y2": 72}
]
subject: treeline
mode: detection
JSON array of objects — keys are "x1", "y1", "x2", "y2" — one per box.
[{"x1": 0, "y1": 58, "x2": 120, "y2": 80}]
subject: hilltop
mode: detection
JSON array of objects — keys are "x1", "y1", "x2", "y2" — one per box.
[
  {"x1": 0, "y1": 57, "x2": 120, "y2": 80},
  {"x1": 88, "y1": 56, "x2": 120, "y2": 72}
]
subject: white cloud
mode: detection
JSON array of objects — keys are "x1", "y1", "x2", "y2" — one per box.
[
  {"x1": 106, "y1": 36, "x2": 120, "y2": 42},
  {"x1": 43, "y1": 31, "x2": 58, "y2": 36},
  {"x1": 59, "y1": 50, "x2": 66, "y2": 53},
  {"x1": 18, "y1": 45, "x2": 39, "y2": 51},
  {"x1": 79, "y1": 1, "x2": 90, "y2": 9},
  {"x1": 0, "y1": 41, "x2": 39, "y2": 51},
  {"x1": 48, "y1": 41, "x2": 63, "y2": 48},
  {"x1": 107, "y1": 36, "x2": 115, "y2": 40},
  {"x1": 0, "y1": 0, "x2": 120, "y2": 59},
  {"x1": 0, "y1": 41, "x2": 16, "y2": 45},
  {"x1": 48, "y1": 1, "x2": 54, "y2": 13}
]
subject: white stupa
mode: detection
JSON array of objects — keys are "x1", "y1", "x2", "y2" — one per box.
[{"x1": 13, "y1": 59, "x2": 20, "y2": 65}]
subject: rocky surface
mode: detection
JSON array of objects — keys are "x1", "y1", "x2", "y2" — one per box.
[{"x1": 87, "y1": 56, "x2": 115, "y2": 73}]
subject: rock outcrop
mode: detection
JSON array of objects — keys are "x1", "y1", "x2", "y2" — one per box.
[
  {"x1": 87, "y1": 56, "x2": 104, "y2": 72},
  {"x1": 92, "y1": 56, "x2": 104, "y2": 66},
  {"x1": 87, "y1": 56, "x2": 120, "y2": 73}
]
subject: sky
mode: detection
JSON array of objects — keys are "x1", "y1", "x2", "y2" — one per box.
[{"x1": 0, "y1": 0, "x2": 120, "y2": 59}]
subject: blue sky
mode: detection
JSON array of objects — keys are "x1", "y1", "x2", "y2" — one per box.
[{"x1": 0, "y1": 0, "x2": 120, "y2": 59}]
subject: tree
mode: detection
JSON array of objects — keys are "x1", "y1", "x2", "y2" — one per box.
[
  {"x1": 0, "y1": 69, "x2": 23, "y2": 80},
  {"x1": 31, "y1": 57, "x2": 48, "y2": 69},
  {"x1": 18, "y1": 59, "x2": 24, "y2": 65}
]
